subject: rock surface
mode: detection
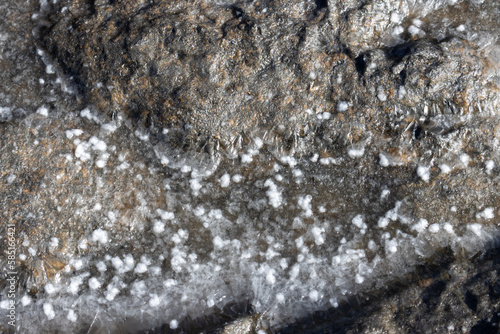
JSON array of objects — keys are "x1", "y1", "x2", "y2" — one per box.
[
  {"x1": 0, "y1": 0, "x2": 499, "y2": 334},
  {"x1": 35, "y1": 0, "x2": 500, "y2": 151}
]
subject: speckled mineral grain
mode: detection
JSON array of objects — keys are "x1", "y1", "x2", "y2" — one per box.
[{"x1": 0, "y1": 0, "x2": 499, "y2": 333}]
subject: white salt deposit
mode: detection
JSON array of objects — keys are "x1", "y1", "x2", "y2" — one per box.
[
  {"x1": 379, "y1": 153, "x2": 389, "y2": 167},
  {"x1": 417, "y1": 166, "x2": 430, "y2": 182},
  {"x1": 485, "y1": 160, "x2": 495, "y2": 173},
  {"x1": 298, "y1": 195, "x2": 313, "y2": 217},
  {"x1": 190, "y1": 178, "x2": 203, "y2": 195},
  {"x1": 43, "y1": 303, "x2": 55, "y2": 320},
  {"x1": 219, "y1": 173, "x2": 231, "y2": 187},
  {"x1": 88, "y1": 277, "x2": 101, "y2": 290},
  {"x1": 67, "y1": 310, "x2": 77, "y2": 322},
  {"x1": 440, "y1": 164, "x2": 451, "y2": 174},
  {"x1": 477, "y1": 207, "x2": 495, "y2": 219},
  {"x1": 153, "y1": 220, "x2": 165, "y2": 234},
  {"x1": 65, "y1": 129, "x2": 83, "y2": 139},
  {"x1": 241, "y1": 153, "x2": 253, "y2": 163},
  {"x1": 91, "y1": 229, "x2": 109, "y2": 244},
  {"x1": 80, "y1": 108, "x2": 99, "y2": 123},
  {"x1": 390, "y1": 12, "x2": 401, "y2": 23},
  {"x1": 377, "y1": 88, "x2": 387, "y2": 102},
  {"x1": 89, "y1": 136, "x2": 107, "y2": 151},
  {"x1": 408, "y1": 25, "x2": 421, "y2": 36},
  {"x1": 348, "y1": 147, "x2": 365, "y2": 158},
  {"x1": 311, "y1": 226, "x2": 325, "y2": 246},
  {"x1": 264, "y1": 179, "x2": 282, "y2": 208},
  {"x1": 412, "y1": 218, "x2": 429, "y2": 233},
  {"x1": 309, "y1": 290, "x2": 319, "y2": 302},
  {"x1": 20, "y1": 296, "x2": 31, "y2": 307},
  {"x1": 149, "y1": 295, "x2": 160, "y2": 307},
  {"x1": 232, "y1": 174, "x2": 243, "y2": 183},
  {"x1": 75, "y1": 141, "x2": 91, "y2": 161},
  {"x1": 428, "y1": 224, "x2": 440, "y2": 233},
  {"x1": 393, "y1": 25, "x2": 405, "y2": 36},
  {"x1": 460, "y1": 154, "x2": 470, "y2": 167},
  {"x1": 468, "y1": 223, "x2": 483, "y2": 237},
  {"x1": 337, "y1": 101, "x2": 349, "y2": 112},
  {"x1": 36, "y1": 106, "x2": 49, "y2": 116}
]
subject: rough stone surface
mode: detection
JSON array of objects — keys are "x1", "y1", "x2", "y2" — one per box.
[
  {"x1": 35, "y1": 0, "x2": 499, "y2": 150},
  {"x1": 0, "y1": 0, "x2": 499, "y2": 334}
]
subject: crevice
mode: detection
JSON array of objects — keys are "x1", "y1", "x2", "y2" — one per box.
[{"x1": 354, "y1": 54, "x2": 367, "y2": 77}]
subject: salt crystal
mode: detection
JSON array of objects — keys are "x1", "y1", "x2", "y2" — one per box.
[
  {"x1": 377, "y1": 90, "x2": 387, "y2": 102},
  {"x1": 379, "y1": 153, "x2": 389, "y2": 167},
  {"x1": 309, "y1": 290, "x2": 319, "y2": 302},
  {"x1": 298, "y1": 195, "x2": 313, "y2": 217},
  {"x1": 412, "y1": 218, "x2": 429, "y2": 233},
  {"x1": 311, "y1": 226, "x2": 325, "y2": 245},
  {"x1": 352, "y1": 215, "x2": 365, "y2": 228},
  {"x1": 485, "y1": 160, "x2": 495, "y2": 173},
  {"x1": 417, "y1": 166, "x2": 430, "y2": 183},
  {"x1": 20, "y1": 295, "x2": 31, "y2": 306},
  {"x1": 264, "y1": 179, "x2": 282, "y2": 208},
  {"x1": 153, "y1": 221, "x2": 165, "y2": 234},
  {"x1": 219, "y1": 173, "x2": 230, "y2": 187},
  {"x1": 213, "y1": 236, "x2": 225, "y2": 249},
  {"x1": 43, "y1": 303, "x2": 55, "y2": 320},
  {"x1": 190, "y1": 178, "x2": 202, "y2": 195},
  {"x1": 135, "y1": 263, "x2": 148, "y2": 274},
  {"x1": 378, "y1": 217, "x2": 390, "y2": 228},
  {"x1": 37, "y1": 106, "x2": 49, "y2": 117},
  {"x1": 392, "y1": 25, "x2": 405, "y2": 36},
  {"x1": 96, "y1": 262, "x2": 107, "y2": 273},
  {"x1": 45, "y1": 284, "x2": 56, "y2": 294},
  {"x1": 89, "y1": 277, "x2": 101, "y2": 290},
  {"x1": 149, "y1": 295, "x2": 160, "y2": 307},
  {"x1": 408, "y1": 25, "x2": 421, "y2": 36},
  {"x1": 440, "y1": 164, "x2": 451, "y2": 174},
  {"x1": 390, "y1": 12, "x2": 401, "y2": 23},
  {"x1": 348, "y1": 147, "x2": 364, "y2": 158},
  {"x1": 428, "y1": 224, "x2": 440, "y2": 233},
  {"x1": 92, "y1": 229, "x2": 109, "y2": 244},
  {"x1": 89, "y1": 136, "x2": 107, "y2": 151},
  {"x1": 479, "y1": 207, "x2": 495, "y2": 219},
  {"x1": 266, "y1": 270, "x2": 276, "y2": 285},
  {"x1": 460, "y1": 154, "x2": 470, "y2": 167},
  {"x1": 241, "y1": 154, "x2": 253, "y2": 163},
  {"x1": 443, "y1": 223, "x2": 454, "y2": 234},
  {"x1": 337, "y1": 101, "x2": 349, "y2": 112}
]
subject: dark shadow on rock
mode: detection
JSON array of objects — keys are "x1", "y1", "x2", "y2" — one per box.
[
  {"x1": 274, "y1": 247, "x2": 458, "y2": 334},
  {"x1": 123, "y1": 238, "x2": 500, "y2": 334}
]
